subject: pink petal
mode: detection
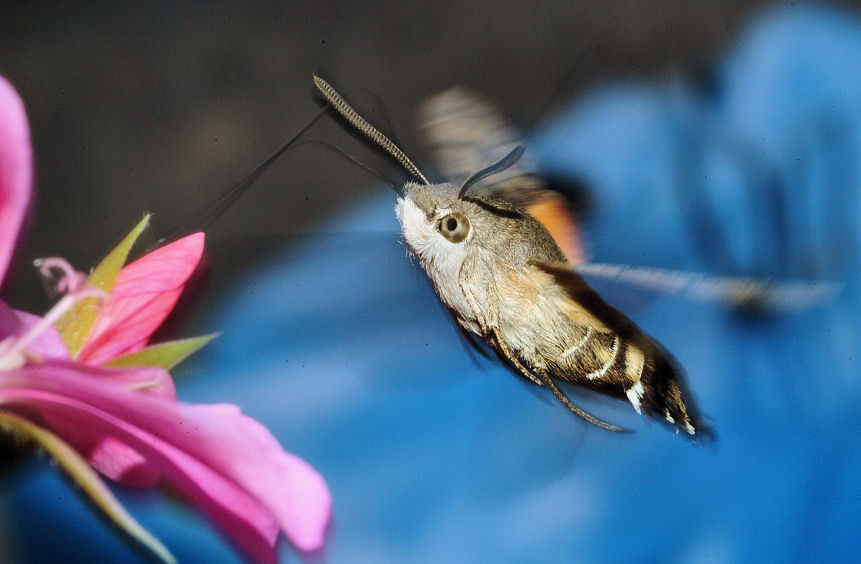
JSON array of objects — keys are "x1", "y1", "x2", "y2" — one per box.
[
  {"x1": 87, "y1": 436, "x2": 162, "y2": 487},
  {"x1": 17, "y1": 362, "x2": 175, "y2": 487},
  {"x1": 0, "y1": 387, "x2": 281, "y2": 564},
  {"x1": 0, "y1": 302, "x2": 69, "y2": 360},
  {"x1": 0, "y1": 361, "x2": 174, "y2": 486},
  {"x1": 52, "y1": 361, "x2": 177, "y2": 400},
  {"x1": 0, "y1": 75, "x2": 32, "y2": 282},
  {"x1": 13, "y1": 310, "x2": 71, "y2": 360},
  {"x1": 110, "y1": 232, "x2": 205, "y2": 297},
  {"x1": 78, "y1": 288, "x2": 184, "y2": 364},
  {"x1": 180, "y1": 403, "x2": 332, "y2": 551},
  {"x1": 0, "y1": 361, "x2": 330, "y2": 557},
  {"x1": 77, "y1": 233, "x2": 205, "y2": 364},
  {"x1": 0, "y1": 302, "x2": 17, "y2": 338}
]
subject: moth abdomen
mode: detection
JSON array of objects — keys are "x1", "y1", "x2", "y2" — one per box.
[
  {"x1": 552, "y1": 329, "x2": 625, "y2": 385},
  {"x1": 636, "y1": 348, "x2": 706, "y2": 436},
  {"x1": 546, "y1": 331, "x2": 702, "y2": 436}
]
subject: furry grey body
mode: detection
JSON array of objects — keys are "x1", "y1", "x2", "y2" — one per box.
[{"x1": 397, "y1": 182, "x2": 700, "y2": 435}]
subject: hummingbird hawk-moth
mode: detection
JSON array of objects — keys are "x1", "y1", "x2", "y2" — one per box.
[{"x1": 313, "y1": 76, "x2": 707, "y2": 437}]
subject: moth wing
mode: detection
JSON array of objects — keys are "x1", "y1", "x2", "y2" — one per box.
[
  {"x1": 447, "y1": 306, "x2": 493, "y2": 360},
  {"x1": 417, "y1": 88, "x2": 830, "y2": 314},
  {"x1": 525, "y1": 259, "x2": 634, "y2": 336},
  {"x1": 576, "y1": 262, "x2": 842, "y2": 314},
  {"x1": 418, "y1": 87, "x2": 529, "y2": 187},
  {"x1": 527, "y1": 259, "x2": 710, "y2": 437},
  {"x1": 455, "y1": 251, "x2": 500, "y2": 334},
  {"x1": 521, "y1": 191, "x2": 587, "y2": 266},
  {"x1": 461, "y1": 252, "x2": 563, "y2": 388},
  {"x1": 418, "y1": 87, "x2": 587, "y2": 264}
]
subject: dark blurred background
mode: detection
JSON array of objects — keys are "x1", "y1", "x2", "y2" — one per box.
[{"x1": 0, "y1": 1, "x2": 784, "y2": 315}]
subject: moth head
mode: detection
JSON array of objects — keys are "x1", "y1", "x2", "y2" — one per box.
[
  {"x1": 396, "y1": 183, "x2": 475, "y2": 271},
  {"x1": 313, "y1": 76, "x2": 528, "y2": 274},
  {"x1": 395, "y1": 143, "x2": 526, "y2": 250},
  {"x1": 438, "y1": 209, "x2": 470, "y2": 243}
]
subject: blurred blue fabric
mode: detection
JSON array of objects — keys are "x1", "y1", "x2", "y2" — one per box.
[{"x1": 5, "y1": 5, "x2": 861, "y2": 563}]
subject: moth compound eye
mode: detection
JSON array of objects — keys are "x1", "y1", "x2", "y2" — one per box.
[{"x1": 438, "y1": 212, "x2": 470, "y2": 243}]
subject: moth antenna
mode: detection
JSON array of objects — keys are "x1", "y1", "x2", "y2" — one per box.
[
  {"x1": 349, "y1": 87, "x2": 406, "y2": 153},
  {"x1": 157, "y1": 106, "x2": 328, "y2": 246},
  {"x1": 536, "y1": 368, "x2": 628, "y2": 433},
  {"x1": 313, "y1": 75, "x2": 430, "y2": 186},
  {"x1": 293, "y1": 138, "x2": 401, "y2": 193},
  {"x1": 458, "y1": 145, "x2": 525, "y2": 199}
]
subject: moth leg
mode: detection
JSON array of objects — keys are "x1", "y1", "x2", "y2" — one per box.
[
  {"x1": 455, "y1": 258, "x2": 506, "y2": 346},
  {"x1": 457, "y1": 257, "x2": 543, "y2": 388},
  {"x1": 488, "y1": 326, "x2": 544, "y2": 387},
  {"x1": 461, "y1": 284, "x2": 491, "y2": 337},
  {"x1": 533, "y1": 366, "x2": 627, "y2": 433}
]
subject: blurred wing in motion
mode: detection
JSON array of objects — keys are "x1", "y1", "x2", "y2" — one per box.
[
  {"x1": 577, "y1": 262, "x2": 842, "y2": 314},
  {"x1": 419, "y1": 87, "x2": 842, "y2": 315},
  {"x1": 418, "y1": 87, "x2": 587, "y2": 265}
]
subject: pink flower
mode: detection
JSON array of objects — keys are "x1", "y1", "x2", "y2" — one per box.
[
  {"x1": 3, "y1": 362, "x2": 331, "y2": 561},
  {"x1": 0, "y1": 75, "x2": 30, "y2": 281},
  {"x1": 77, "y1": 231, "x2": 206, "y2": 365},
  {"x1": 0, "y1": 75, "x2": 330, "y2": 563}
]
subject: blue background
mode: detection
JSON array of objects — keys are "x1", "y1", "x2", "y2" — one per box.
[{"x1": 4, "y1": 5, "x2": 861, "y2": 563}]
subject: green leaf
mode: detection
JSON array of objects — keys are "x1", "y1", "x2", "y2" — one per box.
[
  {"x1": 105, "y1": 334, "x2": 218, "y2": 370},
  {"x1": 55, "y1": 215, "x2": 151, "y2": 356},
  {"x1": 0, "y1": 412, "x2": 176, "y2": 564}
]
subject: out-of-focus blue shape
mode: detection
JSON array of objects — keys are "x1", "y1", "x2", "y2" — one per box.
[{"x1": 4, "y1": 4, "x2": 861, "y2": 563}]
